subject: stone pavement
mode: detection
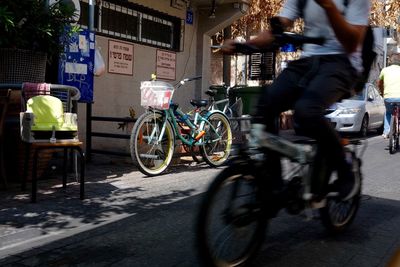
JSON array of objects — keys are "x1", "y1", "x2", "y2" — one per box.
[
  {"x1": 0, "y1": 136, "x2": 400, "y2": 266},
  {"x1": 0, "y1": 154, "x2": 219, "y2": 265}
]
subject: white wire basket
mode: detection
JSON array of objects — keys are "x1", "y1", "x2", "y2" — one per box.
[{"x1": 140, "y1": 81, "x2": 174, "y2": 109}]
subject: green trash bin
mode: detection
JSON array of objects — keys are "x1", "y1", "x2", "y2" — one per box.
[{"x1": 230, "y1": 86, "x2": 264, "y2": 115}]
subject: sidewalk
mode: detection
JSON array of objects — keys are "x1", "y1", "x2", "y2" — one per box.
[
  {"x1": 1, "y1": 135, "x2": 400, "y2": 267},
  {"x1": 0, "y1": 154, "x2": 212, "y2": 262}
]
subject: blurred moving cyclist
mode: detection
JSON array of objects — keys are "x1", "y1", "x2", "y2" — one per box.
[
  {"x1": 221, "y1": 0, "x2": 370, "y2": 201},
  {"x1": 378, "y1": 57, "x2": 400, "y2": 139}
]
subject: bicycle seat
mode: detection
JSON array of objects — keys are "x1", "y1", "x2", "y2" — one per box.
[
  {"x1": 205, "y1": 89, "x2": 217, "y2": 97},
  {"x1": 190, "y1": 99, "x2": 208, "y2": 108}
]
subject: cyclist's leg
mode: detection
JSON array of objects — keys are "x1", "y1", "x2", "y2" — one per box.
[
  {"x1": 252, "y1": 58, "x2": 311, "y2": 190},
  {"x1": 383, "y1": 99, "x2": 393, "y2": 137},
  {"x1": 386, "y1": 99, "x2": 400, "y2": 129},
  {"x1": 293, "y1": 55, "x2": 357, "y2": 199}
]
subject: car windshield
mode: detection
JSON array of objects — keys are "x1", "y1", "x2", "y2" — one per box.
[{"x1": 350, "y1": 89, "x2": 365, "y2": 101}]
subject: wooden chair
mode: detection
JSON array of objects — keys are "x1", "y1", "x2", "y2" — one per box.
[
  {"x1": 20, "y1": 84, "x2": 85, "y2": 202},
  {"x1": 0, "y1": 89, "x2": 11, "y2": 189}
]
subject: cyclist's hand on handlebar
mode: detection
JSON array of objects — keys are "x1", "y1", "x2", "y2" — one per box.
[
  {"x1": 220, "y1": 31, "x2": 274, "y2": 54},
  {"x1": 220, "y1": 39, "x2": 238, "y2": 54}
]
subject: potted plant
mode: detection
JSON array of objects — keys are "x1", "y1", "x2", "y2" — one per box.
[{"x1": 0, "y1": 0, "x2": 79, "y2": 83}]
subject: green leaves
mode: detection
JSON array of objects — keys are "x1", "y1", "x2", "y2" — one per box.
[{"x1": 0, "y1": 0, "x2": 79, "y2": 59}]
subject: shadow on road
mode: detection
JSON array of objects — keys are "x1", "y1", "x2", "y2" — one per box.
[{"x1": 1, "y1": 192, "x2": 400, "y2": 267}]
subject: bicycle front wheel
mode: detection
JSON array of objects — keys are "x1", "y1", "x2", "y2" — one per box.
[
  {"x1": 196, "y1": 165, "x2": 268, "y2": 267},
  {"x1": 130, "y1": 111, "x2": 175, "y2": 176},
  {"x1": 200, "y1": 112, "x2": 232, "y2": 167},
  {"x1": 319, "y1": 151, "x2": 362, "y2": 233},
  {"x1": 389, "y1": 116, "x2": 397, "y2": 154}
]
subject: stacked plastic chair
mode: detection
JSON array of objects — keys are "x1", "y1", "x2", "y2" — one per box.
[{"x1": 20, "y1": 83, "x2": 85, "y2": 202}]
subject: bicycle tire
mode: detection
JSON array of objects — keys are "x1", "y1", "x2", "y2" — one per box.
[
  {"x1": 389, "y1": 116, "x2": 397, "y2": 154},
  {"x1": 196, "y1": 165, "x2": 268, "y2": 267},
  {"x1": 130, "y1": 111, "x2": 175, "y2": 176},
  {"x1": 319, "y1": 151, "x2": 362, "y2": 234},
  {"x1": 200, "y1": 112, "x2": 232, "y2": 167}
]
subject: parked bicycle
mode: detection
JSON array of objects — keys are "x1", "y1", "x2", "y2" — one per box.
[
  {"x1": 188, "y1": 85, "x2": 243, "y2": 163},
  {"x1": 196, "y1": 35, "x2": 366, "y2": 267},
  {"x1": 388, "y1": 102, "x2": 400, "y2": 154},
  {"x1": 206, "y1": 84, "x2": 243, "y2": 121},
  {"x1": 130, "y1": 76, "x2": 233, "y2": 176}
]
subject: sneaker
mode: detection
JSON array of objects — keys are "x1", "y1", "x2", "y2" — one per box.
[{"x1": 382, "y1": 133, "x2": 389, "y2": 139}]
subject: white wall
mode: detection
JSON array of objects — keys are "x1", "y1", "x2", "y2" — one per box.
[
  {"x1": 78, "y1": 0, "x2": 199, "y2": 154},
  {"x1": 77, "y1": 0, "x2": 246, "y2": 155}
]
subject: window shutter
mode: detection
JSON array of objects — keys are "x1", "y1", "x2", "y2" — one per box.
[{"x1": 248, "y1": 52, "x2": 275, "y2": 81}]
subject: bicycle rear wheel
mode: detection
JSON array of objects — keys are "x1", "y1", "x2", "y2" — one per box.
[
  {"x1": 130, "y1": 111, "x2": 175, "y2": 176},
  {"x1": 319, "y1": 151, "x2": 362, "y2": 233},
  {"x1": 200, "y1": 112, "x2": 232, "y2": 167},
  {"x1": 196, "y1": 165, "x2": 268, "y2": 267},
  {"x1": 389, "y1": 116, "x2": 397, "y2": 154}
]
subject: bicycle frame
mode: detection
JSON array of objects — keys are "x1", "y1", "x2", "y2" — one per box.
[
  {"x1": 251, "y1": 130, "x2": 365, "y2": 201},
  {"x1": 209, "y1": 98, "x2": 230, "y2": 114},
  {"x1": 147, "y1": 106, "x2": 228, "y2": 148}
]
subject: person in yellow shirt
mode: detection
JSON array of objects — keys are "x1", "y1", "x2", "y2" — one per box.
[{"x1": 378, "y1": 60, "x2": 400, "y2": 138}]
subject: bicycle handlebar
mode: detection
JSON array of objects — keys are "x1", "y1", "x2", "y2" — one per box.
[
  {"x1": 213, "y1": 32, "x2": 325, "y2": 55},
  {"x1": 176, "y1": 75, "x2": 202, "y2": 88},
  {"x1": 183, "y1": 76, "x2": 202, "y2": 82}
]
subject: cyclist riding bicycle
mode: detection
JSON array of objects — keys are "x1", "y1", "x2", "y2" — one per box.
[
  {"x1": 222, "y1": 0, "x2": 370, "y2": 202},
  {"x1": 377, "y1": 59, "x2": 400, "y2": 139}
]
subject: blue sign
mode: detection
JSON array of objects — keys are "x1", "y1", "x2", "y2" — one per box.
[
  {"x1": 186, "y1": 10, "x2": 193, "y2": 25},
  {"x1": 58, "y1": 28, "x2": 95, "y2": 103},
  {"x1": 281, "y1": 43, "x2": 296, "y2": 52}
]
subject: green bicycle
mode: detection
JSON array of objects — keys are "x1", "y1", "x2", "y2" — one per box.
[{"x1": 130, "y1": 77, "x2": 233, "y2": 176}]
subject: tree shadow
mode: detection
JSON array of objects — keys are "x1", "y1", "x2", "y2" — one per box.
[
  {"x1": 1, "y1": 194, "x2": 400, "y2": 267},
  {"x1": 0, "y1": 153, "x2": 212, "y2": 232}
]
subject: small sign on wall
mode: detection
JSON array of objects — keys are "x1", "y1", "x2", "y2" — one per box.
[
  {"x1": 156, "y1": 50, "x2": 176, "y2": 81},
  {"x1": 108, "y1": 40, "x2": 134, "y2": 75},
  {"x1": 58, "y1": 28, "x2": 94, "y2": 103},
  {"x1": 186, "y1": 10, "x2": 193, "y2": 25}
]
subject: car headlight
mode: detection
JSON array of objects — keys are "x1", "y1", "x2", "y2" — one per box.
[{"x1": 337, "y1": 108, "x2": 361, "y2": 115}]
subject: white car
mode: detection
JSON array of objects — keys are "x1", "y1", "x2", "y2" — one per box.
[{"x1": 325, "y1": 83, "x2": 385, "y2": 137}]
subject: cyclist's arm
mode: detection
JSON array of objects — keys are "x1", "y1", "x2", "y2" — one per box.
[
  {"x1": 377, "y1": 79, "x2": 384, "y2": 96},
  {"x1": 221, "y1": 17, "x2": 293, "y2": 53},
  {"x1": 315, "y1": 0, "x2": 366, "y2": 53},
  {"x1": 246, "y1": 17, "x2": 293, "y2": 48},
  {"x1": 378, "y1": 69, "x2": 385, "y2": 96}
]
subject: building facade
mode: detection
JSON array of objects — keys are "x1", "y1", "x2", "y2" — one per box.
[{"x1": 75, "y1": 0, "x2": 248, "y2": 156}]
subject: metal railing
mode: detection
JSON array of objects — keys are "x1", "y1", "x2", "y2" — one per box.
[{"x1": 86, "y1": 115, "x2": 136, "y2": 160}]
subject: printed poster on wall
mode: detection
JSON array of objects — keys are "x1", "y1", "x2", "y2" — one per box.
[
  {"x1": 156, "y1": 50, "x2": 176, "y2": 81},
  {"x1": 108, "y1": 40, "x2": 134, "y2": 75},
  {"x1": 58, "y1": 28, "x2": 95, "y2": 103}
]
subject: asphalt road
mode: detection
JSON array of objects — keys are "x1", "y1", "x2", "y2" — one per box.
[{"x1": 1, "y1": 133, "x2": 400, "y2": 267}]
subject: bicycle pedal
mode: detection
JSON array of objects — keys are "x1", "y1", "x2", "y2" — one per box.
[{"x1": 195, "y1": 130, "x2": 206, "y2": 141}]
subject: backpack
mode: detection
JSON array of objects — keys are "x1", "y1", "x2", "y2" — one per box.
[{"x1": 297, "y1": 0, "x2": 376, "y2": 92}]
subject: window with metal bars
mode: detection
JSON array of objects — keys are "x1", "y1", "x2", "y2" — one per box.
[
  {"x1": 248, "y1": 52, "x2": 276, "y2": 81},
  {"x1": 78, "y1": 0, "x2": 182, "y2": 51}
]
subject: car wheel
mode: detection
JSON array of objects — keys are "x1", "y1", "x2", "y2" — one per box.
[
  {"x1": 359, "y1": 115, "x2": 369, "y2": 137},
  {"x1": 377, "y1": 124, "x2": 384, "y2": 134}
]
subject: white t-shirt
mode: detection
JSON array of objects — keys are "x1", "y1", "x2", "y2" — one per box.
[{"x1": 279, "y1": 0, "x2": 370, "y2": 72}]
